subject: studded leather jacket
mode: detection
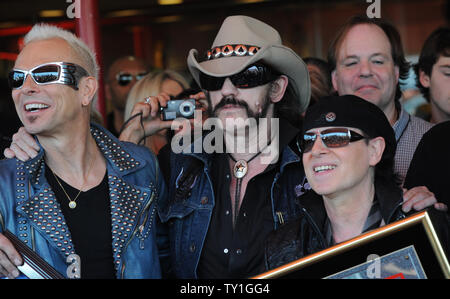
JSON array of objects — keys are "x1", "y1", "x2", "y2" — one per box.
[{"x1": 0, "y1": 124, "x2": 166, "y2": 279}]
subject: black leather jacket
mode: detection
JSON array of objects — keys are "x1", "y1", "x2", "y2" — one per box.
[
  {"x1": 264, "y1": 180, "x2": 408, "y2": 271},
  {"x1": 265, "y1": 179, "x2": 450, "y2": 272}
]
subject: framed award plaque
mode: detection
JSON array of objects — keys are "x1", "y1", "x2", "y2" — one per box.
[{"x1": 253, "y1": 211, "x2": 449, "y2": 279}]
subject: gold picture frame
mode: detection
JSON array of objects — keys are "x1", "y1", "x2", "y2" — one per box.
[{"x1": 253, "y1": 211, "x2": 449, "y2": 279}]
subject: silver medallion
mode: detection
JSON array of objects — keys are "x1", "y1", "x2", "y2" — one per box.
[{"x1": 233, "y1": 160, "x2": 248, "y2": 179}]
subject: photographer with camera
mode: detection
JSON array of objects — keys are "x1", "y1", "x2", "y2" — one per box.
[
  {"x1": 120, "y1": 90, "x2": 206, "y2": 149},
  {"x1": 119, "y1": 15, "x2": 311, "y2": 278},
  {"x1": 122, "y1": 69, "x2": 190, "y2": 155}
]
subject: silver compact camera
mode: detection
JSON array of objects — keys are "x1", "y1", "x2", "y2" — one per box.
[{"x1": 160, "y1": 99, "x2": 196, "y2": 121}]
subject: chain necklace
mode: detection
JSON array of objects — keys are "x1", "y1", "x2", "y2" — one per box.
[{"x1": 50, "y1": 152, "x2": 97, "y2": 209}]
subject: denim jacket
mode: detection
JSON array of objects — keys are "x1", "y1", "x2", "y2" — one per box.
[
  {"x1": 0, "y1": 124, "x2": 166, "y2": 279},
  {"x1": 158, "y1": 125, "x2": 309, "y2": 278}
]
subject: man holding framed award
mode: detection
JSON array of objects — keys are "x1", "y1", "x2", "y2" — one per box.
[{"x1": 264, "y1": 95, "x2": 449, "y2": 273}]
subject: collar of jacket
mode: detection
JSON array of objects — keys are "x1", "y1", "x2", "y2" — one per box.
[
  {"x1": 373, "y1": 179, "x2": 405, "y2": 222},
  {"x1": 25, "y1": 123, "x2": 148, "y2": 184},
  {"x1": 15, "y1": 123, "x2": 154, "y2": 271},
  {"x1": 297, "y1": 178, "x2": 405, "y2": 234},
  {"x1": 183, "y1": 118, "x2": 302, "y2": 171}
]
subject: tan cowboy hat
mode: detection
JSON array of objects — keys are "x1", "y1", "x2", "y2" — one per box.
[{"x1": 187, "y1": 15, "x2": 311, "y2": 113}]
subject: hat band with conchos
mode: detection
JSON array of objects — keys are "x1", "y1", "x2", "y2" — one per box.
[
  {"x1": 202, "y1": 44, "x2": 261, "y2": 62},
  {"x1": 187, "y1": 15, "x2": 311, "y2": 113}
]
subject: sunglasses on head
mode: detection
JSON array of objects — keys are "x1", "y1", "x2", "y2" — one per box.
[
  {"x1": 199, "y1": 64, "x2": 280, "y2": 91},
  {"x1": 116, "y1": 72, "x2": 148, "y2": 86},
  {"x1": 300, "y1": 128, "x2": 367, "y2": 153},
  {"x1": 8, "y1": 62, "x2": 89, "y2": 90}
]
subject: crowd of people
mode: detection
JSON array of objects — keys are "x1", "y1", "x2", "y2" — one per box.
[{"x1": 0, "y1": 14, "x2": 448, "y2": 279}]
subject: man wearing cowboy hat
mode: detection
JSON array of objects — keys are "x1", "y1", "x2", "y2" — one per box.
[{"x1": 147, "y1": 15, "x2": 311, "y2": 278}]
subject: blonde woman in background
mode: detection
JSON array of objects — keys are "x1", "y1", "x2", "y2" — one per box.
[{"x1": 124, "y1": 70, "x2": 189, "y2": 154}]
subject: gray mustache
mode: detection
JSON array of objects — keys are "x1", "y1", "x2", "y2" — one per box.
[{"x1": 213, "y1": 96, "x2": 249, "y2": 115}]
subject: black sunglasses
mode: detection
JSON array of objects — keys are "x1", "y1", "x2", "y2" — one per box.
[
  {"x1": 199, "y1": 64, "x2": 280, "y2": 91},
  {"x1": 300, "y1": 128, "x2": 367, "y2": 153},
  {"x1": 116, "y1": 72, "x2": 148, "y2": 86},
  {"x1": 8, "y1": 62, "x2": 89, "y2": 90}
]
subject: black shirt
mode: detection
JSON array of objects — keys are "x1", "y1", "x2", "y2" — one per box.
[
  {"x1": 157, "y1": 143, "x2": 172, "y2": 188},
  {"x1": 45, "y1": 165, "x2": 116, "y2": 279},
  {"x1": 197, "y1": 120, "x2": 300, "y2": 279}
]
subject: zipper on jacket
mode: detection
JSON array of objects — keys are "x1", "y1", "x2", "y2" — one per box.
[
  {"x1": 31, "y1": 226, "x2": 36, "y2": 251},
  {"x1": 138, "y1": 205, "x2": 156, "y2": 249},
  {"x1": 27, "y1": 181, "x2": 37, "y2": 251},
  {"x1": 120, "y1": 263, "x2": 126, "y2": 279},
  {"x1": 276, "y1": 211, "x2": 285, "y2": 225},
  {"x1": 0, "y1": 210, "x2": 4, "y2": 232},
  {"x1": 120, "y1": 192, "x2": 156, "y2": 278}
]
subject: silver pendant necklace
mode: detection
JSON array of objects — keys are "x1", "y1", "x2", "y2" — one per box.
[{"x1": 228, "y1": 151, "x2": 263, "y2": 226}]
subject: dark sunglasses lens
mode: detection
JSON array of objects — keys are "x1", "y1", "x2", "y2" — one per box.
[
  {"x1": 8, "y1": 71, "x2": 25, "y2": 88},
  {"x1": 199, "y1": 73, "x2": 225, "y2": 91},
  {"x1": 32, "y1": 65, "x2": 60, "y2": 84},
  {"x1": 301, "y1": 134, "x2": 316, "y2": 153},
  {"x1": 301, "y1": 130, "x2": 352, "y2": 153},
  {"x1": 118, "y1": 74, "x2": 132, "y2": 86},
  {"x1": 322, "y1": 131, "x2": 350, "y2": 148},
  {"x1": 199, "y1": 65, "x2": 277, "y2": 91},
  {"x1": 231, "y1": 65, "x2": 267, "y2": 89}
]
